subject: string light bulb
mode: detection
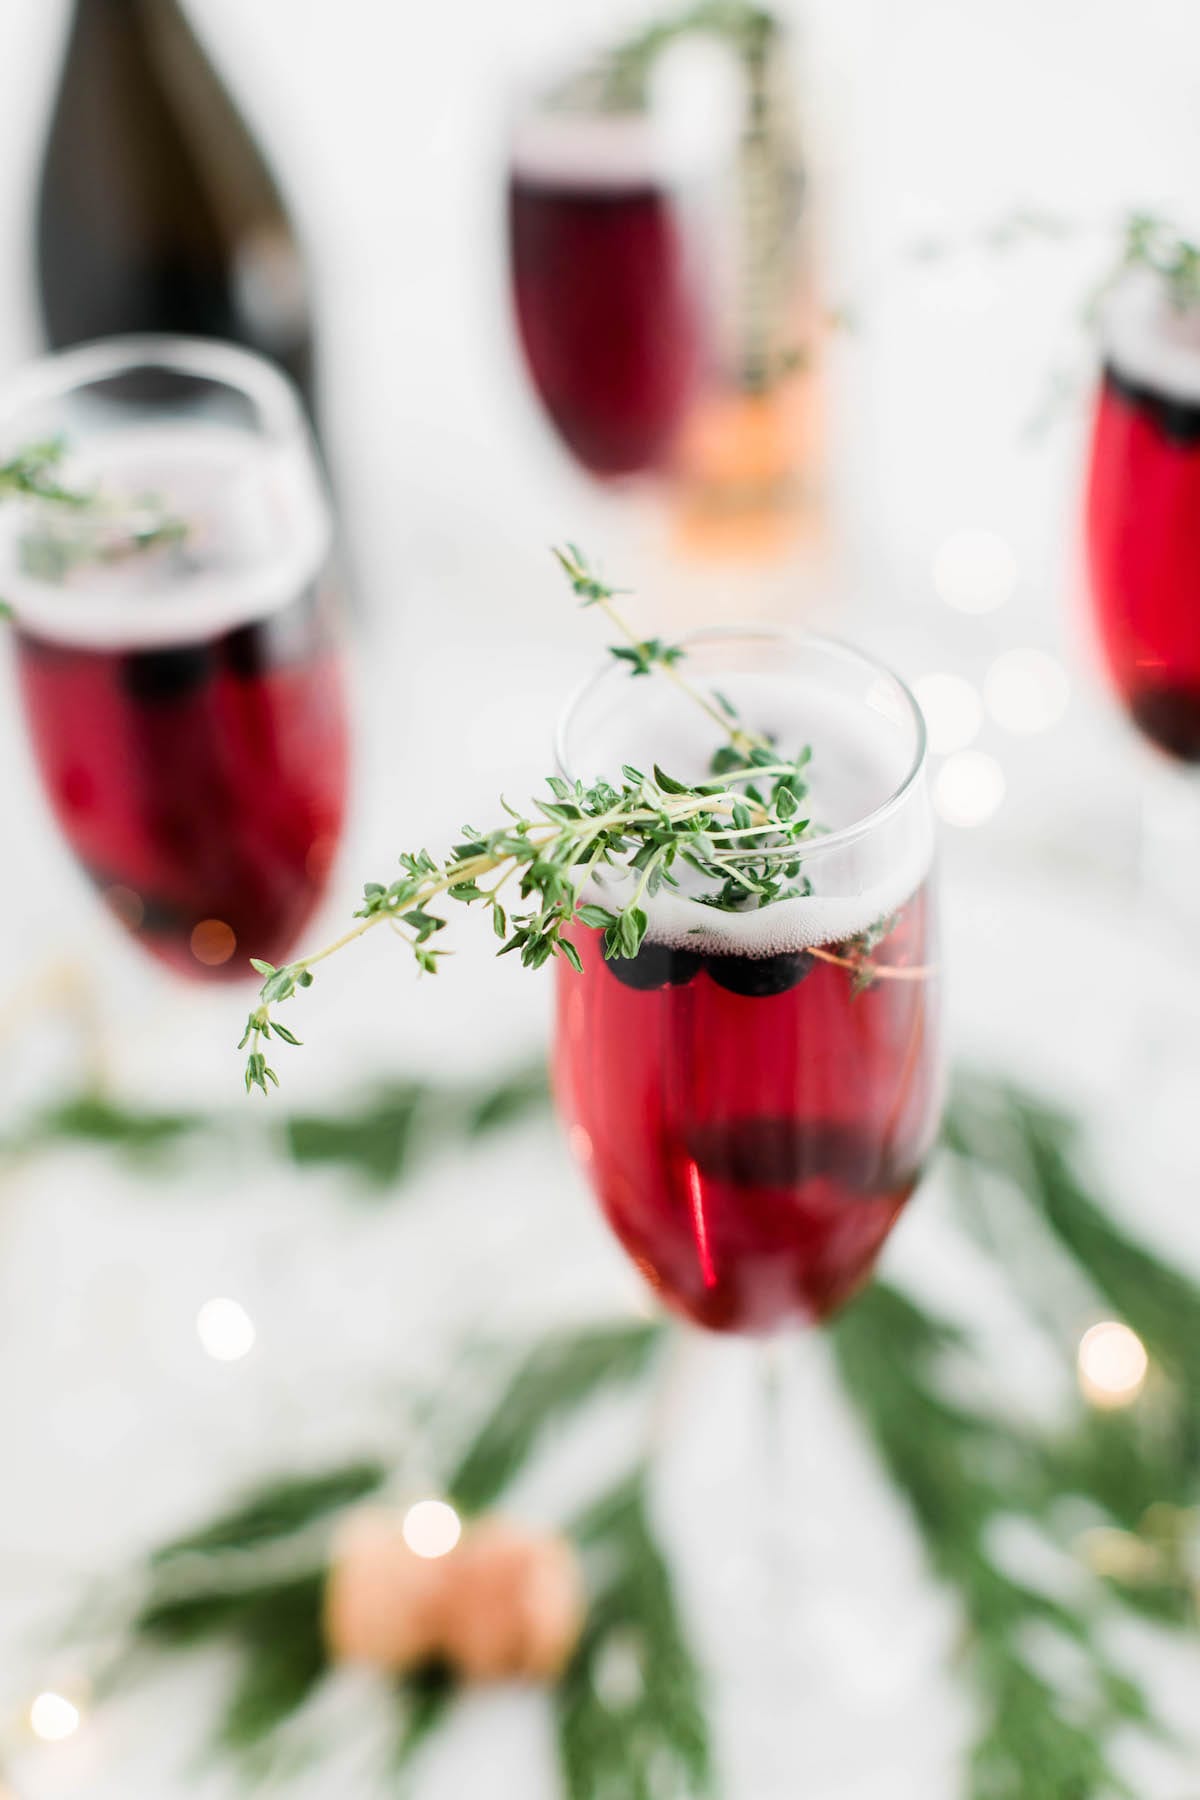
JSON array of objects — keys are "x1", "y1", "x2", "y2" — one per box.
[
  {"x1": 933, "y1": 751, "x2": 1006, "y2": 827},
  {"x1": 402, "y1": 1499, "x2": 462, "y2": 1560},
  {"x1": 1077, "y1": 1321, "x2": 1148, "y2": 1409},
  {"x1": 196, "y1": 1297, "x2": 256, "y2": 1362},
  {"x1": 29, "y1": 1690, "x2": 81, "y2": 1742}
]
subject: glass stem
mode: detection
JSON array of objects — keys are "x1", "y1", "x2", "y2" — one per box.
[
  {"x1": 1137, "y1": 757, "x2": 1200, "y2": 942},
  {"x1": 744, "y1": 1337, "x2": 800, "y2": 1799},
  {"x1": 1119, "y1": 759, "x2": 1200, "y2": 1088}
]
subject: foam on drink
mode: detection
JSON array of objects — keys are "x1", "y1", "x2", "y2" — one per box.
[
  {"x1": 0, "y1": 422, "x2": 330, "y2": 650},
  {"x1": 512, "y1": 55, "x2": 734, "y2": 194},
  {"x1": 562, "y1": 660, "x2": 932, "y2": 956},
  {"x1": 513, "y1": 114, "x2": 679, "y2": 191},
  {"x1": 1101, "y1": 266, "x2": 1200, "y2": 403}
]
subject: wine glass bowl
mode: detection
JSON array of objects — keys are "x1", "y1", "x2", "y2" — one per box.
[
  {"x1": 0, "y1": 336, "x2": 346, "y2": 981},
  {"x1": 553, "y1": 630, "x2": 941, "y2": 1334},
  {"x1": 504, "y1": 20, "x2": 823, "y2": 568},
  {"x1": 1086, "y1": 268, "x2": 1200, "y2": 762},
  {"x1": 508, "y1": 91, "x2": 705, "y2": 481}
]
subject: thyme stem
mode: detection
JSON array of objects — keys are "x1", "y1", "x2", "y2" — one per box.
[{"x1": 238, "y1": 548, "x2": 919, "y2": 1094}]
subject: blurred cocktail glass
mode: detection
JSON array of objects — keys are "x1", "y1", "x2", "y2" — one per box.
[
  {"x1": 506, "y1": 5, "x2": 823, "y2": 563},
  {"x1": 0, "y1": 336, "x2": 347, "y2": 982}
]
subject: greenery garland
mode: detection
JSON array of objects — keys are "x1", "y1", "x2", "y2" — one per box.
[
  {"x1": 8, "y1": 1074, "x2": 1198, "y2": 1797},
  {"x1": 1, "y1": 1062, "x2": 551, "y2": 1191}
]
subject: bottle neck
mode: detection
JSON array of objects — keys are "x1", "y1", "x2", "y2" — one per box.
[
  {"x1": 69, "y1": 0, "x2": 185, "y2": 35},
  {"x1": 73, "y1": 0, "x2": 187, "y2": 24}
]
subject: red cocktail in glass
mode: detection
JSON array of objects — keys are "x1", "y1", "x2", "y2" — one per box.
[
  {"x1": 509, "y1": 110, "x2": 703, "y2": 479},
  {"x1": 1086, "y1": 269, "x2": 1200, "y2": 761},
  {"x1": 553, "y1": 631, "x2": 940, "y2": 1336},
  {"x1": 0, "y1": 338, "x2": 346, "y2": 978}
]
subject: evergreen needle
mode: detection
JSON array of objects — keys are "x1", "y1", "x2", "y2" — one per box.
[{"x1": 52, "y1": 1073, "x2": 1200, "y2": 1796}]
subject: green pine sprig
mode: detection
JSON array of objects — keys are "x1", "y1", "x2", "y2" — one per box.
[
  {"x1": 448, "y1": 1322, "x2": 664, "y2": 1514},
  {"x1": 113, "y1": 1320, "x2": 698, "y2": 1792},
  {"x1": 38, "y1": 1071, "x2": 1200, "y2": 1795},
  {"x1": 830, "y1": 1285, "x2": 1155, "y2": 1800},
  {"x1": 831, "y1": 1076, "x2": 1200, "y2": 1800},
  {"x1": 1, "y1": 1063, "x2": 552, "y2": 1192},
  {"x1": 946, "y1": 1077, "x2": 1200, "y2": 1634},
  {"x1": 559, "y1": 1468, "x2": 714, "y2": 1800}
]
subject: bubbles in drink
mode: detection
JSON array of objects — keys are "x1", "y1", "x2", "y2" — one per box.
[
  {"x1": 565, "y1": 664, "x2": 933, "y2": 955},
  {"x1": 0, "y1": 422, "x2": 330, "y2": 648}
]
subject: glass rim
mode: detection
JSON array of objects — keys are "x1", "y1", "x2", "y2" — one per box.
[
  {"x1": 0, "y1": 334, "x2": 307, "y2": 446},
  {"x1": 554, "y1": 624, "x2": 928, "y2": 860},
  {"x1": 1097, "y1": 266, "x2": 1200, "y2": 400},
  {"x1": 0, "y1": 336, "x2": 329, "y2": 650}
]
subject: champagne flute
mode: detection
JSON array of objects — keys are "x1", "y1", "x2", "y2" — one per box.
[
  {"x1": 0, "y1": 336, "x2": 347, "y2": 982},
  {"x1": 554, "y1": 629, "x2": 940, "y2": 1336},
  {"x1": 1087, "y1": 266, "x2": 1200, "y2": 763},
  {"x1": 551, "y1": 628, "x2": 940, "y2": 1782},
  {"x1": 507, "y1": 64, "x2": 707, "y2": 484},
  {"x1": 504, "y1": 7, "x2": 821, "y2": 567}
]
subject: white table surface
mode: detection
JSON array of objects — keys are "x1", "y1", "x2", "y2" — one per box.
[{"x1": 1, "y1": 1, "x2": 1199, "y2": 1795}]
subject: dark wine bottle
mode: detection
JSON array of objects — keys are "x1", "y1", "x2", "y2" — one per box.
[{"x1": 35, "y1": 0, "x2": 316, "y2": 415}]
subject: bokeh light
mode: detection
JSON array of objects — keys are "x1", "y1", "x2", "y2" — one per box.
[
  {"x1": 190, "y1": 919, "x2": 237, "y2": 967},
  {"x1": 1077, "y1": 1525, "x2": 1160, "y2": 1583},
  {"x1": 1077, "y1": 1321, "x2": 1148, "y2": 1409},
  {"x1": 933, "y1": 751, "x2": 1006, "y2": 827},
  {"x1": 29, "y1": 1691, "x2": 81, "y2": 1742},
  {"x1": 402, "y1": 1499, "x2": 462, "y2": 1559},
  {"x1": 196, "y1": 1297, "x2": 256, "y2": 1362}
]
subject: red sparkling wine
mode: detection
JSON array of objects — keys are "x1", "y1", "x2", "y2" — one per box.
[
  {"x1": 14, "y1": 582, "x2": 346, "y2": 978},
  {"x1": 509, "y1": 119, "x2": 702, "y2": 477},
  {"x1": 4, "y1": 408, "x2": 347, "y2": 979},
  {"x1": 1086, "y1": 284, "x2": 1200, "y2": 761},
  {"x1": 554, "y1": 888, "x2": 939, "y2": 1334}
]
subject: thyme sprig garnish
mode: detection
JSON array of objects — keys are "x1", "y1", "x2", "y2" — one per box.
[
  {"x1": 1115, "y1": 210, "x2": 1200, "y2": 314},
  {"x1": 553, "y1": 544, "x2": 765, "y2": 755},
  {"x1": 0, "y1": 435, "x2": 188, "y2": 584},
  {"x1": 0, "y1": 437, "x2": 94, "y2": 508},
  {"x1": 239, "y1": 758, "x2": 814, "y2": 1095},
  {"x1": 239, "y1": 548, "x2": 921, "y2": 1095},
  {"x1": 903, "y1": 206, "x2": 1200, "y2": 319},
  {"x1": 880, "y1": 205, "x2": 1200, "y2": 438},
  {"x1": 549, "y1": 0, "x2": 775, "y2": 115}
]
